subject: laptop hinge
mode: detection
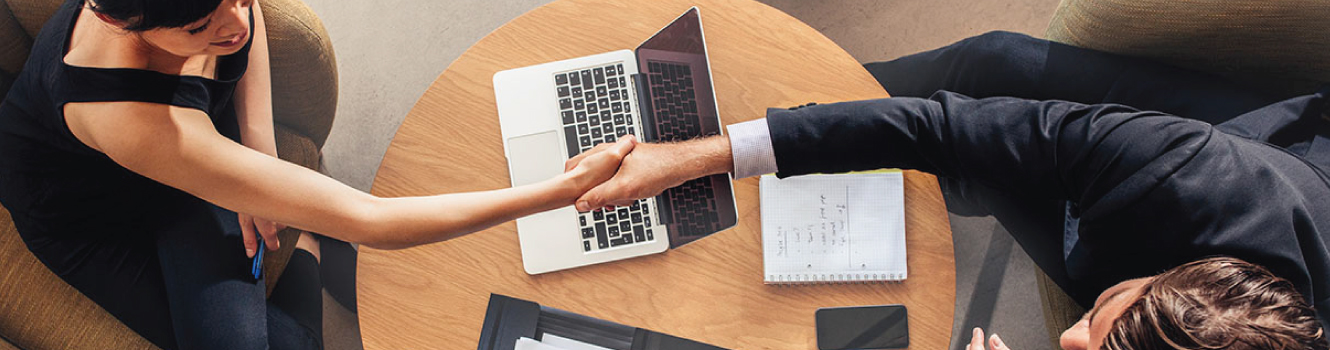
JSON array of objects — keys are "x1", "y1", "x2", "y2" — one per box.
[{"x1": 631, "y1": 73, "x2": 657, "y2": 143}]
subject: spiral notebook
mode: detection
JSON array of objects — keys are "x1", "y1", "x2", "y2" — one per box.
[{"x1": 759, "y1": 172, "x2": 907, "y2": 284}]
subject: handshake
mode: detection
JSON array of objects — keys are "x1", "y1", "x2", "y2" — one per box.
[{"x1": 559, "y1": 134, "x2": 733, "y2": 212}]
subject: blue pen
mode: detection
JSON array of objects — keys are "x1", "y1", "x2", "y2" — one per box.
[{"x1": 252, "y1": 238, "x2": 265, "y2": 279}]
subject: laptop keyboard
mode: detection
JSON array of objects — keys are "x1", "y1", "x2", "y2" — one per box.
[
  {"x1": 646, "y1": 60, "x2": 721, "y2": 237},
  {"x1": 554, "y1": 63, "x2": 657, "y2": 252},
  {"x1": 578, "y1": 201, "x2": 656, "y2": 251},
  {"x1": 557, "y1": 63, "x2": 634, "y2": 157}
]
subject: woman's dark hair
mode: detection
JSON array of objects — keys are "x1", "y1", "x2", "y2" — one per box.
[
  {"x1": 87, "y1": 0, "x2": 223, "y2": 32},
  {"x1": 1104, "y1": 256, "x2": 1327, "y2": 350}
]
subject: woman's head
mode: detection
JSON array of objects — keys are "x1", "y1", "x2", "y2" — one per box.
[
  {"x1": 87, "y1": 0, "x2": 253, "y2": 57},
  {"x1": 1061, "y1": 256, "x2": 1326, "y2": 350}
]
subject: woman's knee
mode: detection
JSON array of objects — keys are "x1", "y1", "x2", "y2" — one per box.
[
  {"x1": 171, "y1": 303, "x2": 269, "y2": 349},
  {"x1": 162, "y1": 277, "x2": 270, "y2": 349}
]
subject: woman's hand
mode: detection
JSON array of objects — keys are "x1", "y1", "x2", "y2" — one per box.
[
  {"x1": 967, "y1": 328, "x2": 1011, "y2": 350},
  {"x1": 240, "y1": 212, "x2": 286, "y2": 258},
  {"x1": 563, "y1": 136, "x2": 637, "y2": 204}
]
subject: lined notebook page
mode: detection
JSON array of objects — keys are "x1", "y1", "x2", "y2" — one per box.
[{"x1": 759, "y1": 173, "x2": 906, "y2": 284}]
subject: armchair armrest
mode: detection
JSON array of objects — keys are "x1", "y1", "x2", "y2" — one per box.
[{"x1": 1045, "y1": 0, "x2": 1330, "y2": 96}]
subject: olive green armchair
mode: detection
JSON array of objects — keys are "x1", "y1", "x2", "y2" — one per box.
[{"x1": 0, "y1": 0, "x2": 338, "y2": 348}]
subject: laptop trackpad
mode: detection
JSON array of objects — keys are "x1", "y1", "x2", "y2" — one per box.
[{"x1": 508, "y1": 130, "x2": 566, "y2": 187}]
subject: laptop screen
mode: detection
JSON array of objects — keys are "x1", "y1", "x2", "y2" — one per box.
[
  {"x1": 632, "y1": 6, "x2": 719, "y2": 141},
  {"x1": 636, "y1": 8, "x2": 705, "y2": 56},
  {"x1": 631, "y1": 8, "x2": 737, "y2": 248}
]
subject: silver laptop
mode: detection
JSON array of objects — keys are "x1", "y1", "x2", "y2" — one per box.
[{"x1": 494, "y1": 8, "x2": 737, "y2": 275}]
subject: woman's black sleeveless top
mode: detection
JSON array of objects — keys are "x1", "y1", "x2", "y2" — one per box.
[{"x1": 0, "y1": 0, "x2": 252, "y2": 245}]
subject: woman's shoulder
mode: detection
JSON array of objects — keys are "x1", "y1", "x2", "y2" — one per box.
[
  {"x1": 63, "y1": 100, "x2": 213, "y2": 151},
  {"x1": 61, "y1": 7, "x2": 152, "y2": 71}
]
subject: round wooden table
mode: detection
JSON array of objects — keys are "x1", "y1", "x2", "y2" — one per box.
[{"x1": 360, "y1": 0, "x2": 956, "y2": 348}]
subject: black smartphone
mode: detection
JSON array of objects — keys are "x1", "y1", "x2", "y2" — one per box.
[{"x1": 815, "y1": 304, "x2": 909, "y2": 350}]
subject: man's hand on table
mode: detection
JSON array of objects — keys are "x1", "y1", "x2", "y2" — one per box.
[
  {"x1": 567, "y1": 135, "x2": 734, "y2": 212},
  {"x1": 967, "y1": 328, "x2": 1012, "y2": 350}
]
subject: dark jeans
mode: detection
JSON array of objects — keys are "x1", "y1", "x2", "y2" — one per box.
[
  {"x1": 863, "y1": 31, "x2": 1281, "y2": 305},
  {"x1": 23, "y1": 189, "x2": 322, "y2": 350}
]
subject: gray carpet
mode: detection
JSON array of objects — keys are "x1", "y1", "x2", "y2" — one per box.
[{"x1": 299, "y1": 0, "x2": 1063, "y2": 349}]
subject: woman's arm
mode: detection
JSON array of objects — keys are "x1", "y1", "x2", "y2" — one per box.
[
  {"x1": 63, "y1": 102, "x2": 634, "y2": 250},
  {"x1": 234, "y1": 0, "x2": 275, "y2": 158},
  {"x1": 231, "y1": 0, "x2": 286, "y2": 256}
]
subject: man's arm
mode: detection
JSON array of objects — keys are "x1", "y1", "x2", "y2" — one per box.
[
  {"x1": 578, "y1": 91, "x2": 1213, "y2": 210},
  {"x1": 764, "y1": 92, "x2": 1209, "y2": 205}
]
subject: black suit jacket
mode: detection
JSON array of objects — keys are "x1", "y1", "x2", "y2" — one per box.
[{"x1": 764, "y1": 91, "x2": 1330, "y2": 323}]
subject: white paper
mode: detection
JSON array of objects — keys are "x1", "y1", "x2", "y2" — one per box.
[
  {"x1": 541, "y1": 334, "x2": 614, "y2": 350},
  {"x1": 760, "y1": 173, "x2": 907, "y2": 283},
  {"x1": 515, "y1": 337, "x2": 568, "y2": 350}
]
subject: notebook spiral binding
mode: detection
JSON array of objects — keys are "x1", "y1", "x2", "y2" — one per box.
[{"x1": 764, "y1": 272, "x2": 906, "y2": 285}]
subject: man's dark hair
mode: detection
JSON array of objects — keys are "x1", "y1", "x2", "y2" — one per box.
[
  {"x1": 1105, "y1": 256, "x2": 1327, "y2": 350},
  {"x1": 87, "y1": 0, "x2": 223, "y2": 32}
]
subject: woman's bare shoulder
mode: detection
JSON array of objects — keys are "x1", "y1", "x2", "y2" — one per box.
[
  {"x1": 63, "y1": 101, "x2": 211, "y2": 153},
  {"x1": 62, "y1": 7, "x2": 151, "y2": 70}
]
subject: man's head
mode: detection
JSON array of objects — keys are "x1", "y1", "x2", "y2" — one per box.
[{"x1": 1060, "y1": 256, "x2": 1326, "y2": 350}]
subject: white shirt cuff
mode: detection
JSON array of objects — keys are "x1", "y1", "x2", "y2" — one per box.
[{"x1": 726, "y1": 118, "x2": 778, "y2": 179}]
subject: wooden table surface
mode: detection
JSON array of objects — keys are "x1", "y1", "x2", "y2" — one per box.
[{"x1": 360, "y1": 0, "x2": 955, "y2": 348}]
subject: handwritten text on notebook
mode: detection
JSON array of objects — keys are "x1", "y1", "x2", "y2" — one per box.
[{"x1": 760, "y1": 173, "x2": 907, "y2": 284}]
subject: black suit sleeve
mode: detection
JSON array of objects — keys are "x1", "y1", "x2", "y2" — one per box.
[{"x1": 767, "y1": 91, "x2": 1212, "y2": 207}]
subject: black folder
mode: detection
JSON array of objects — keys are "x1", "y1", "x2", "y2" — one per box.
[{"x1": 477, "y1": 294, "x2": 727, "y2": 350}]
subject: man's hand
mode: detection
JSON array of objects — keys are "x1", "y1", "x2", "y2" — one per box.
[
  {"x1": 240, "y1": 213, "x2": 285, "y2": 258},
  {"x1": 563, "y1": 136, "x2": 637, "y2": 196},
  {"x1": 566, "y1": 136, "x2": 733, "y2": 212},
  {"x1": 967, "y1": 328, "x2": 1011, "y2": 350}
]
